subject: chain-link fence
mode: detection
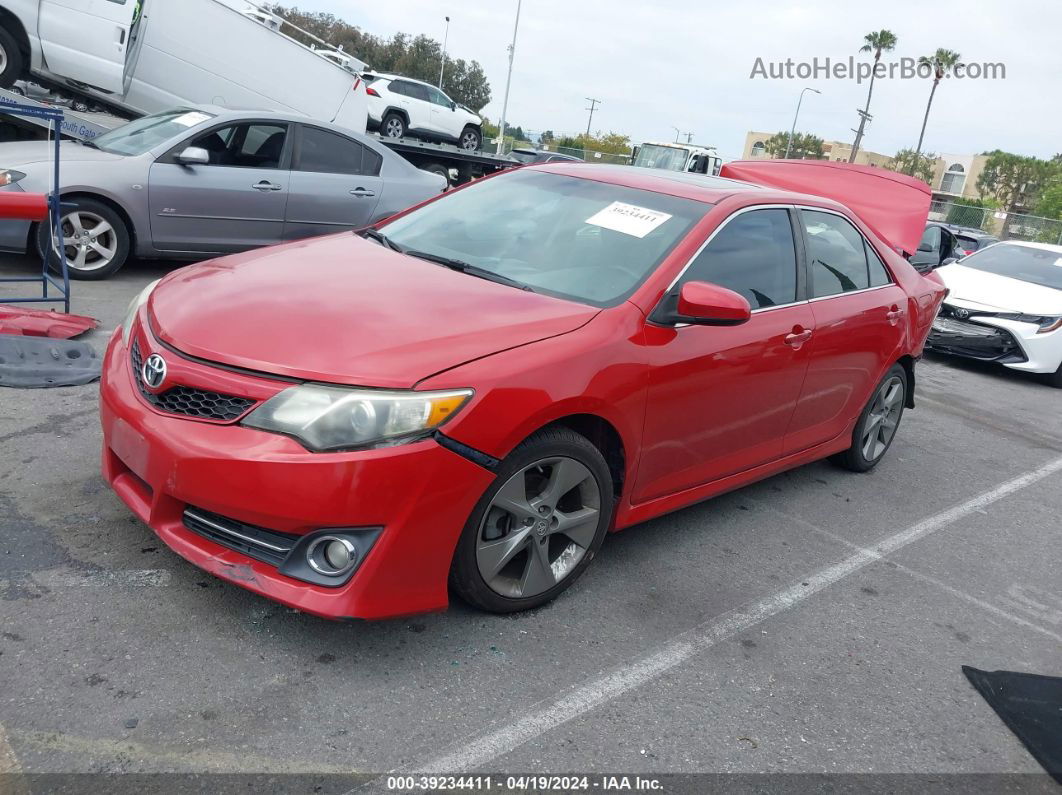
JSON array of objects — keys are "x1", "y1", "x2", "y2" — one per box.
[{"x1": 928, "y1": 200, "x2": 1062, "y2": 245}]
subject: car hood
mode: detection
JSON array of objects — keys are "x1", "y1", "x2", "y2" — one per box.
[
  {"x1": 0, "y1": 140, "x2": 127, "y2": 167},
  {"x1": 937, "y1": 263, "x2": 1062, "y2": 315},
  {"x1": 148, "y1": 234, "x2": 600, "y2": 388}
]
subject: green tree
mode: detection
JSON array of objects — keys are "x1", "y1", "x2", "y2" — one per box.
[
  {"x1": 763, "y1": 131, "x2": 824, "y2": 160},
  {"x1": 850, "y1": 29, "x2": 898, "y2": 162},
  {"x1": 887, "y1": 148, "x2": 938, "y2": 183},
  {"x1": 976, "y1": 151, "x2": 1056, "y2": 212},
  {"x1": 1036, "y1": 183, "x2": 1062, "y2": 220},
  {"x1": 915, "y1": 48, "x2": 962, "y2": 158},
  {"x1": 270, "y1": 6, "x2": 492, "y2": 111},
  {"x1": 539, "y1": 130, "x2": 555, "y2": 144}
]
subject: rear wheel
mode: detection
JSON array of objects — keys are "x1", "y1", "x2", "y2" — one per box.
[
  {"x1": 420, "y1": 161, "x2": 450, "y2": 185},
  {"x1": 0, "y1": 27, "x2": 24, "y2": 89},
  {"x1": 36, "y1": 198, "x2": 131, "y2": 280},
  {"x1": 450, "y1": 428, "x2": 613, "y2": 613},
  {"x1": 382, "y1": 111, "x2": 406, "y2": 139},
  {"x1": 831, "y1": 364, "x2": 908, "y2": 472}
]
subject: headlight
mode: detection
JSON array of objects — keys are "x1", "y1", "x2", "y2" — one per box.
[
  {"x1": 0, "y1": 170, "x2": 26, "y2": 187},
  {"x1": 120, "y1": 279, "x2": 160, "y2": 343},
  {"x1": 992, "y1": 313, "x2": 1062, "y2": 334},
  {"x1": 242, "y1": 384, "x2": 473, "y2": 451}
]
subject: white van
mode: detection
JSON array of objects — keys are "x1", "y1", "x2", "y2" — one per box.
[{"x1": 0, "y1": 0, "x2": 368, "y2": 133}]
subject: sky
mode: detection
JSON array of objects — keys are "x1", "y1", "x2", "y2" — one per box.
[{"x1": 296, "y1": 0, "x2": 1061, "y2": 162}]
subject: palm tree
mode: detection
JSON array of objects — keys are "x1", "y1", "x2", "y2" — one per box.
[
  {"x1": 915, "y1": 49, "x2": 962, "y2": 159},
  {"x1": 849, "y1": 29, "x2": 897, "y2": 163}
]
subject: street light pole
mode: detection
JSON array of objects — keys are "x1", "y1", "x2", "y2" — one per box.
[
  {"x1": 495, "y1": 0, "x2": 521, "y2": 155},
  {"x1": 671, "y1": 126, "x2": 680, "y2": 143},
  {"x1": 438, "y1": 15, "x2": 450, "y2": 88},
  {"x1": 785, "y1": 87, "x2": 820, "y2": 159}
]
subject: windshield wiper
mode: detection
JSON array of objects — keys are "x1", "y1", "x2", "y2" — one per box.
[
  {"x1": 357, "y1": 227, "x2": 404, "y2": 252},
  {"x1": 403, "y1": 249, "x2": 534, "y2": 292}
]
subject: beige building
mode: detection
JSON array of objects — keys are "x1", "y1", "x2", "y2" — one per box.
[{"x1": 741, "y1": 131, "x2": 990, "y2": 203}]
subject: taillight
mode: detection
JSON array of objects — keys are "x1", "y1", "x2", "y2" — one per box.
[{"x1": 366, "y1": 87, "x2": 380, "y2": 97}]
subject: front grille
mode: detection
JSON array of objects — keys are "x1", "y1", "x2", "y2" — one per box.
[
  {"x1": 131, "y1": 341, "x2": 256, "y2": 421},
  {"x1": 928, "y1": 314, "x2": 1026, "y2": 363},
  {"x1": 183, "y1": 507, "x2": 297, "y2": 567}
]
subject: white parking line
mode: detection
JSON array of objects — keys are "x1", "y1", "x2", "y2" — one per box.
[
  {"x1": 403, "y1": 454, "x2": 1062, "y2": 776},
  {"x1": 0, "y1": 723, "x2": 29, "y2": 795},
  {"x1": 0, "y1": 569, "x2": 170, "y2": 588}
]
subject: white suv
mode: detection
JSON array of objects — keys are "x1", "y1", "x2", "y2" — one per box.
[{"x1": 363, "y1": 73, "x2": 482, "y2": 150}]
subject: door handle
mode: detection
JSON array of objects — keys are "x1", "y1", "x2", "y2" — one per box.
[
  {"x1": 349, "y1": 188, "x2": 376, "y2": 198},
  {"x1": 886, "y1": 306, "x2": 905, "y2": 324},
  {"x1": 252, "y1": 181, "x2": 282, "y2": 191},
  {"x1": 784, "y1": 328, "x2": 813, "y2": 348}
]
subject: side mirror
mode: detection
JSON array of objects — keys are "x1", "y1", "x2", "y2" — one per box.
[
  {"x1": 941, "y1": 257, "x2": 957, "y2": 267},
  {"x1": 175, "y1": 146, "x2": 210, "y2": 166},
  {"x1": 450, "y1": 101, "x2": 456, "y2": 111},
  {"x1": 654, "y1": 281, "x2": 751, "y2": 326}
]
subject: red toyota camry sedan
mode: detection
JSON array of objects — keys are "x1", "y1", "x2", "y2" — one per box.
[{"x1": 99, "y1": 163, "x2": 946, "y2": 619}]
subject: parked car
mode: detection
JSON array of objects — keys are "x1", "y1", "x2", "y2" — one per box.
[
  {"x1": 926, "y1": 241, "x2": 1062, "y2": 386},
  {"x1": 912, "y1": 223, "x2": 1000, "y2": 271},
  {"x1": 362, "y1": 72, "x2": 482, "y2": 150},
  {"x1": 949, "y1": 226, "x2": 1000, "y2": 257},
  {"x1": 508, "y1": 148, "x2": 583, "y2": 165},
  {"x1": 0, "y1": 106, "x2": 445, "y2": 278},
  {"x1": 100, "y1": 163, "x2": 945, "y2": 619}
]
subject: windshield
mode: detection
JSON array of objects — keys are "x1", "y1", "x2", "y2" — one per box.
[
  {"x1": 380, "y1": 170, "x2": 708, "y2": 306},
  {"x1": 959, "y1": 243, "x2": 1062, "y2": 290},
  {"x1": 633, "y1": 144, "x2": 689, "y2": 172},
  {"x1": 92, "y1": 109, "x2": 216, "y2": 156}
]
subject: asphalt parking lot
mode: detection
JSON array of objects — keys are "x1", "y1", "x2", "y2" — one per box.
[{"x1": 1, "y1": 252, "x2": 1061, "y2": 790}]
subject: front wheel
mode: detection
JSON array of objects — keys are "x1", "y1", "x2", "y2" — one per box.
[
  {"x1": 459, "y1": 126, "x2": 481, "y2": 151},
  {"x1": 450, "y1": 428, "x2": 614, "y2": 613},
  {"x1": 831, "y1": 364, "x2": 908, "y2": 472},
  {"x1": 0, "y1": 27, "x2": 24, "y2": 89},
  {"x1": 37, "y1": 198, "x2": 131, "y2": 280}
]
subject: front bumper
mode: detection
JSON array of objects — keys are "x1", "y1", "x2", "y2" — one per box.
[
  {"x1": 927, "y1": 311, "x2": 1062, "y2": 374},
  {"x1": 99, "y1": 325, "x2": 495, "y2": 619}
]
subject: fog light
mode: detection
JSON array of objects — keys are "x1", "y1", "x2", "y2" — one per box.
[{"x1": 306, "y1": 536, "x2": 358, "y2": 576}]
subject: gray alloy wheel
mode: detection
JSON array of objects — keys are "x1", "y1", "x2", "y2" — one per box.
[
  {"x1": 475, "y1": 456, "x2": 601, "y2": 599},
  {"x1": 860, "y1": 375, "x2": 904, "y2": 462},
  {"x1": 0, "y1": 45, "x2": 8, "y2": 76},
  {"x1": 460, "y1": 128, "x2": 480, "y2": 151},
  {"x1": 383, "y1": 113, "x2": 405, "y2": 138},
  {"x1": 52, "y1": 209, "x2": 119, "y2": 273}
]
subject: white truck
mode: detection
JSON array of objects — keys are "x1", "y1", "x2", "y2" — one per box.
[
  {"x1": 632, "y1": 141, "x2": 722, "y2": 176},
  {"x1": 0, "y1": 0, "x2": 514, "y2": 183}
]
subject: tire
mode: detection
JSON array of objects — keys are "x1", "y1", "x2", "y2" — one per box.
[
  {"x1": 36, "y1": 198, "x2": 131, "y2": 281},
  {"x1": 71, "y1": 100, "x2": 90, "y2": 113},
  {"x1": 381, "y1": 111, "x2": 406, "y2": 139},
  {"x1": 830, "y1": 363, "x2": 908, "y2": 472},
  {"x1": 449, "y1": 427, "x2": 614, "y2": 613},
  {"x1": 0, "y1": 27, "x2": 24, "y2": 89},
  {"x1": 459, "y1": 126, "x2": 481, "y2": 151},
  {"x1": 420, "y1": 162, "x2": 450, "y2": 185},
  {"x1": 1045, "y1": 363, "x2": 1062, "y2": 389}
]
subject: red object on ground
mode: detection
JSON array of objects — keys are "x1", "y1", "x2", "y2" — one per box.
[
  {"x1": 0, "y1": 192, "x2": 49, "y2": 222},
  {"x1": 0, "y1": 305, "x2": 99, "y2": 338},
  {"x1": 99, "y1": 163, "x2": 946, "y2": 619},
  {"x1": 720, "y1": 160, "x2": 933, "y2": 257}
]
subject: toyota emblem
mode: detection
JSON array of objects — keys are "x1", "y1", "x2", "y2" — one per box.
[
  {"x1": 954, "y1": 307, "x2": 970, "y2": 320},
  {"x1": 142, "y1": 354, "x2": 167, "y2": 390}
]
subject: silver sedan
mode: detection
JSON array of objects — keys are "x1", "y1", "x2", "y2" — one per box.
[{"x1": 0, "y1": 106, "x2": 446, "y2": 279}]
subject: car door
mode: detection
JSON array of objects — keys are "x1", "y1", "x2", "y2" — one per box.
[
  {"x1": 148, "y1": 121, "x2": 291, "y2": 253},
  {"x1": 782, "y1": 208, "x2": 909, "y2": 456},
  {"x1": 38, "y1": 0, "x2": 138, "y2": 92},
  {"x1": 426, "y1": 86, "x2": 457, "y2": 137},
  {"x1": 632, "y1": 207, "x2": 816, "y2": 503},
  {"x1": 282, "y1": 124, "x2": 384, "y2": 240},
  {"x1": 389, "y1": 80, "x2": 430, "y2": 133}
]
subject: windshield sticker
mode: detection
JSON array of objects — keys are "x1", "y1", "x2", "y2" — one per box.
[
  {"x1": 173, "y1": 111, "x2": 211, "y2": 128},
  {"x1": 585, "y1": 202, "x2": 673, "y2": 238}
]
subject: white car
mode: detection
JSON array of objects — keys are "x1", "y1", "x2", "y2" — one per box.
[
  {"x1": 363, "y1": 73, "x2": 482, "y2": 151},
  {"x1": 927, "y1": 241, "x2": 1062, "y2": 386}
]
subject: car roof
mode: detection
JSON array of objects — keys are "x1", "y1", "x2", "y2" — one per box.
[{"x1": 529, "y1": 163, "x2": 804, "y2": 206}]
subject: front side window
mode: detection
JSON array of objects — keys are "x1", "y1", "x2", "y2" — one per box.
[
  {"x1": 802, "y1": 210, "x2": 877, "y2": 297},
  {"x1": 187, "y1": 123, "x2": 287, "y2": 168},
  {"x1": 381, "y1": 170, "x2": 707, "y2": 307},
  {"x1": 681, "y1": 209, "x2": 797, "y2": 309},
  {"x1": 297, "y1": 126, "x2": 380, "y2": 176},
  {"x1": 427, "y1": 87, "x2": 451, "y2": 107}
]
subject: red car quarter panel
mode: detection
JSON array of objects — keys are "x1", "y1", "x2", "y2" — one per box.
[{"x1": 98, "y1": 164, "x2": 945, "y2": 618}]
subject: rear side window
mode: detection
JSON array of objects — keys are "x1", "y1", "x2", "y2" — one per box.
[
  {"x1": 296, "y1": 126, "x2": 382, "y2": 176},
  {"x1": 802, "y1": 210, "x2": 883, "y2": 297},
  {"x1": 864, "y1": 240, "x2": 893, "y2": 287},
  {"x1": 681, "y1": 209, "x2": 798, "y2": 309}
]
